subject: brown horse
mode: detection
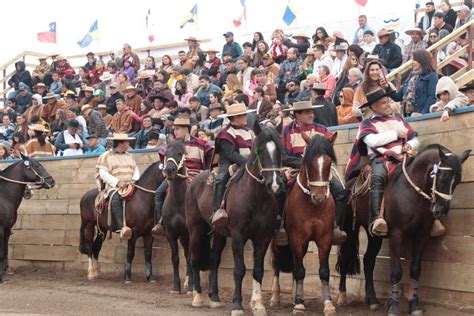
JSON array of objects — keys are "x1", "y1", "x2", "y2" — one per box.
[
  {"x1": 0, "y1": 153, "x2": 55, "y2": 283},
  {"x1": 337, "y1": 144, "x2": 470, "y2": 315},
  {"x1": 161, "y1": 141, "x2": 193, "y2": 294},
  {"x1": 284, "y1": 134, "x2": 338, "y2": 315},
  {"x1": 186, "y1": 127, "x2": 284, "y2": 315},
  {"x1": 79, "y1": 160, "x2": 164, "y2": 283}
]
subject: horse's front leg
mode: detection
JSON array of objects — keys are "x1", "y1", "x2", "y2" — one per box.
[
  {"x1": 124, "y1": 236, "x2": 137, "y2": 284},
  {"x1": 408, "y1": 234, "x2": 430, "y2": 315},
  {"x1": 231, "y1": 234, "x2": 246, "y2": 316},
  {"x1": 290, "y1": 238, "x2": 308, "y2": 314},
  {"x1": 317, "y1": 232, "x2": 336, "y2": 316},
  {"x1": 179, "y1": 234, "x2": 193, "y2": 294},
  {"x1": 209, "y1": 233, "x2": 226, "y2": 307},
  {"x1": 167, "y1": 234, "x2": 181, "y2": 294},
  {"x1": 387, "y1": 229, "x2": 403, "y2": 316},
  {"x1": 143, "y1": 233, "x2": 155, "y2": 282},
  {"x1": 250, "y1": 234, "x2": 272, "y2": 315}
]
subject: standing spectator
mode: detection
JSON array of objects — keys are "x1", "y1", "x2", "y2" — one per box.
[
  {"x1": 82, "y1": 104, "x2": 107, "y2": 143},
  {"x1": 109, "y1": 99, "x2": 133, "y2": 133},
  {"x1": 0, "y1": 115, "x2": 15, "y2": 142},
  {"x1": 418, "y1": 1, "x2": 436, "y2": 32},
  {"x1": 32, "y1": 57, "x2": 50, "y2": 85},
  {"x1": 361, "y1": 30, "x2": 377, "y2": 52},
  {"x1": 312, "y1": 45, "x2": 333, "y2": 79},
  {"x1": 460, "y1": 82, "x2": 474, "y2": 105},
  {"x1": 269, "y1": 29, "x2": 288, "y2": 64},
  {"x1": 284, "y1": 80, "x2": 301, "y2": 105},
  {"x1": 454, "y1": 5, "x2": 472, "y2": 30},
  {"x1": 388, "y1": 49, "x2": 438, "y2": 116},
  {"x1": 54, "y1": 119, "x2": 86, "y2": 156},
  {"x1": 372, "y1": 29, "x2": 403, "y2": 71},
  {"x1": 8, "y1": 61, "x2": 32, "y2": 92},
  {"x1": 284, "y1": 33, "x2": 311, "y2": 57},
  {"x1": 121, "y1": 43, "x2": 140, "y2": 72},
  {"x1": 317, "y1": 65, "x2": 336, "y2": 100},
  {"x1": 403, "y1": 27, "x2": 428, "y2": 63},
  {"x1": 222, "y1": 32, "x2": 243, "y2": 62},
  {"x1": 124, "y1": 85, "x2": 143, "y2": 114},
  {"x1": 311, "y1": 83, "x2": 338, "y2": 127},
  {"x1": 84, "y1": 52, "x2": 96, "y2": 73},
  {"x1": 331, "y1": 45, "x2": 349, "y2": 79},
  {"x1": 336, "y1": 88, "x2": 358, "y2": 125},
  {"x1": 430, "y1": 76, "x2": 469, "y2": 122},
  {"x1": 15, "y1": 83, "x2": 33, "y2": 114},
  {"x1": 277, "y1": 48, "x2": 302, "y2": 103},
  {"x1": 84, "y1": 134, "x2": 106, "y2": 155},
  {"x1": 440, "y1": 0, "x2": 458, "y2": 29},
  {"x1": 97, "y1": 104, "x2": 113, "y2": 127},
  {"x1": 23, "y1": 124, "x2": 55, "y2": 158},
  {"x1": 353, "y1": 15, "x2": 376, "y2": 45},
  {"x1": 194, "y1": 75, "x2": 223, "y2": 107}
]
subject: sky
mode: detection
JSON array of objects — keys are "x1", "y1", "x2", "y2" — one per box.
[{"x1": 1, "y1": 0, "x2": 418, "y2": 65}]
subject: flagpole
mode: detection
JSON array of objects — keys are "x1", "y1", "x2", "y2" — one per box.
[{"x1": 196, "y1": 0, "x2": 200, "y2": 38}]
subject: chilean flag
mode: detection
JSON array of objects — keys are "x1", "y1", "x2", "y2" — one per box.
[
  {"x1": 37, "y1": 22, "x2": 57, "y2": 43},
  {"x1": 355, "y1": 0, "x2": 368, "y2": 6}
]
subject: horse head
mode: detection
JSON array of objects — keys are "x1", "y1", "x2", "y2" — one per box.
[
  {"x1": 431, "y1": 147, "x2": 470, "y2": 219},
  {"x1": 164, "y1": 141, "x2": 186, "y2": 180},
  {"x1": 301, "y1": 134, "x2": 337, "y2": 205},
  {"x1": 19, "y1": 152, "x2": 55, "y2": 189},
  {"x1": 252, "y1": 128, "x2": 285, "y2": 194}
]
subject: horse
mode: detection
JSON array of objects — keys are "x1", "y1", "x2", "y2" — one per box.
[
  {"x1": 79, "y1": 160, "x2": 164, "y2": 283},
  {"x1": 336, "y1": 144, "x2": 470, "y2": 315},
  {"x1": 0, "y1": 153, "x2": 55, "y2": 283},
  {"x1": 161, "y1": 141, "x2": 193, "y2": 294},
  {"x1": 185, "y1": 127, "x2": 284, "y2": 315}
]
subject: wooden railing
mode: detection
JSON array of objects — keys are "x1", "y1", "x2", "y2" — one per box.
[{"x1": 387, "y1": 19, "x2": 474, "y2": 88}]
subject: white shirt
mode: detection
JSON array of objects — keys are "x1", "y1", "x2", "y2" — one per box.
[
  {"x1": 331, "y1": 54, "x2": 348, "y2": 79},
  {"x1": 99, "y1": 166, "x2": 140, "y2": 189},
  {"x1": 363, "y1": 124, "x2": 420, "y2": 156},
  {"x1": 313, "y1": 55, "x2": 333, "y2": 79}
]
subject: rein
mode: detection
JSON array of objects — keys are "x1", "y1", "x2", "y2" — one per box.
[
  {"x1": 0, "y1": 163, "x2": 51, "y2": 189},
  {"x1": 245, "y1": 150, "x2": 282, "y2": 184},
  {"x1": 296, "y1": 166, "x2": 330, "y2": 198},
  {"x1": 166, "y1": 155, "x2": 189, "y2": 179},
  {"x1": 132, "y1": 183, "x2": 156, "y2": 194},
  {"x1": 402, "y1": 153, "x2": 454, "y2": 205}
]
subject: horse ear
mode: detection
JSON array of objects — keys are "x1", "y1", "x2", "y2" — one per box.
[
  {"x1": 459, "y1": 149, "x2": 471, "y2": 164},
  {"x1": 329, "y1": 132, "x2": 338, "y2": 145},
  {"x1": 438, "y1": 147, "x2": 448, "y2": 163},
  {"x1": 253, "y1": 119, "x2": 262, "y2": 136}
]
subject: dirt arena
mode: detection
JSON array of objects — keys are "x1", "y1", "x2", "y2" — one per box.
[{"x1": 0, "y1": 267, "x2": 470, "y2": 315}]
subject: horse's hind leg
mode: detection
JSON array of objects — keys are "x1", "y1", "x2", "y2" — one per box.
[
  {"x1": 168, "y1": 235, "x2": 181, "y2": 294},
  {"x1": 387, "y1": 229, "x2": 403, "y2": 316},
  {"x1": 408, "y1": 234, "x2": 429, "y2": 315},
  {"x1": 143, "y1": 233, "x2": 155, "y2": 282},
  {"x1": 3, "y1": 230, "x2": 11, "y2": 275},
  {"x1": 250, "y1": 236, "x2": 272, "y2": 315},
  {"x1": 0, "y1": 229, "x2": 6, "y2": 283},
  {"x1": 124, "y1": 236, "x2": 137, "y2": 284},
  {"x1": 364, "y1": 232, "x2": 382, "y2": 310},
  {"x1": 209, "y1": 233, "x2": 226, "y2": 307},
  {"x1": 231, "y1": 234, "x2": 247, "y2": 315},
  {"x1": 91, "y1": 232, "x2": 104, "y2": 279},
  {"x1": 179, "y1": 233, "x2": 192, "y2": 293}
]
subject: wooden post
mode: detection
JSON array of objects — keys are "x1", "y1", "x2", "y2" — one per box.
[
  {"x1": 432, "y1": 49, "x2": 438, "y2": 72},
  {"x1": 468, "y1": 23, "x2": 473, "y2": 73}
]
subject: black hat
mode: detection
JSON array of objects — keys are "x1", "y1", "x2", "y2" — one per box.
[
  {"x1": 460, "y1": 82, "x2": 474, "y2": 92},
  {"x1": 359, "y1": 89, "x2": 389, "y2": 109},
  {"x1": 86, "y1": 134, "x2": 98, "y2": 139},
  {"x1": 68, "y1": 119, "x2": 80, "y2": 129}
]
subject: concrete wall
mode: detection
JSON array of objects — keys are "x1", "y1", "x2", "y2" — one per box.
[{"x1": 5, "y1": 108, "x2": 474, "y2": 309}]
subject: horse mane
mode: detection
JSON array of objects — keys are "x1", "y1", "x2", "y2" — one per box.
[
  {"x1": 135, "y1": 160, "x2": 161, "y2": 185},
  {"x1": 0, "y1": 161, "x2": 20, "y2": 175},
  {"x1": 303, "y1": 135, "x2": 337, "y2": 166},
  {"x1": 166, "y1": 140, "x2": 186, "y2": 155}
]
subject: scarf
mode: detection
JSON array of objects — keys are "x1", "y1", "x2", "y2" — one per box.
[{"x1": 402, "y1": 70, "x2": 421, "y2": 116}]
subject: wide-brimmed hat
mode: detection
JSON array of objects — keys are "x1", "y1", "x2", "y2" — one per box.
[
  {"x1": 97, "y1": 104, "x2": 108, "y2": 109},
  {"x1": 312, "y1": 83, "x2": 327, "y2": 92},
  {"x1": 460, "y1": 82, "x2": 474, "y2": 92},
  {"x1": 359, "y1": 89, "x2": 389, "y2": 108},
  {"x1": 124, "y1": 85, "x2": 137, "y2": 92},
  {"x1": 137, "y1": 70, "x2": 155, "y2": 80},
  {"x1": 292, "y1": 32, "x2": 310, "y2": 40},
  {"x1": 334, "y1": 44, "x2": 348, "y2": 51},
  {"x1": 218, "y1": 103, "x2": 256, "y2": 118},
  {"x1": 377, "y1": 29, "x2": 390, "y2": 38},
  {"x1": 107, "y1": 133, "x2": 134, "y2": 141},
  {"x1": 35, "y1": 82, "x2": 47, "y2": 89},
  {"x1": 82, "y1": 86, "x2": 94, "y2": 93},
  {"x1": 204, "y1": 48, "x2": 220, "y2": 53},
  {"x1": 282, "y1": 100, "x2": 323, "y2": 112},
  {"x1": 37, "y1": 56, "x2": 48, "y2": 60},
  {"x1": 64, "y1": 90, "x2": 76, "y2": 98},
  {"x1": 29, "y1": 123, "x2": 49, "y2": 133},
  {"x1": 81, "y1": 104, "x2": 91, "y2": 112},
  {"x1": 43, "y1": 92, "x2": 56, "y2": 100},
  {"x1": 99, "y1": 71, "x2": 113, "y2": 81},
  {"x1": 184, "y1": 36, "x2": 200, "y2": 42},
  {"x1": 173, "y1": 115, "x2": 191, "y2": 126},
  {"x1": 405, "y1": 27, "x2": 426, "y2": 36},
  {"x1": 209, "y1": 103, "x2": 223, "y2": 111}
]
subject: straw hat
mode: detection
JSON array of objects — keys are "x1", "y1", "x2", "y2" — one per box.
[
  {"x1": 209, "y1": 103, "x2": 223, "y2": 111},
  {"x1": 82, "y1": 86, "x2": 94, "y2": 93},
  {"x1": 43, "y1": 92, "x2": 56, "y2": 100},
  {"x1": 204, "y1": 48, "x2": 220, "y2": 53},
  {"x1": 137, "y1": 70, "x2": 155, "y2": 80},
  {"x1": 460, "y1": 82, "x2": 474, "y2": 92},
  {"x1": 218, "y1": 103, "x2": 256, "y2": 118},
  {"x1": 282, "y1": 100, "x2": 324, "y2": 112},
  {"x1": 97, "y1": 104, "x2": 108, "y2": 109},
  {"x1": 405, "y1": 27, "x2": 426, "y2": 36},
  {"x1": 184, "y1": 36, "x2": 200, "y2": 42},
  {"x1": 64, "y1": 90, "x2": 76, "y2": 98},
  {"x1": 35, "y1": 83, "x2": 47, "y2": 89},
  {"x1": 359, "y1": 89, "x2": 389, "y2": 109},
  {"x1": 107, "y1": 133, "x2": 134, "y2": 141},
  {"x1": 81, "y1": 104, "x2": 91, "y2": 113},
  {"x1": 124, "y1": 85, "x2": 137, "y2": 91},
  {"x1": 292, "y1": 33, "x2": 310, "y2": 40},
  {"x1": 29, "y1": 124, "x2": 49, "y2": 133},
  {"x1": 377, "y1": 29, "x2": 390, "y2": 38},
  {"x1": 99, "y1": 71, "x2": 113, "y2": 81}
]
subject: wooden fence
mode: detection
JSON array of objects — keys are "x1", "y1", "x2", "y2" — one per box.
[{"x1": 5, "y1": 108, "x2": 474, "y2": 309}]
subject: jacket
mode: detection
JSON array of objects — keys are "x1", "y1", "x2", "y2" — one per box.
[
  {"x1": 372, "y1": 41, "x2": 402, "y2": 70},
  {"x1": 176, "y1": 91, "x2": 193, "y2": 108},
  {"x1": 249, "y1": 96, "x2": 273, "y2": 122},
  {"x1": 87, "y1": 110, "x2": 108, "y2": 138},
  {"x1": 222, "y1": 41, "x2": 243, "y2": 62},
  {"x1": 125, "y1": 94, "x2": 143, "y2": 113},
  {"x1": 105, "y1": 92, "x2": 124, "y2": 115},
  {"x1": 109, "y1": 109, "x2": 133, "y2": 133},
  {"x1": 430, "y1": 76, "x2": 469, "y2": 112},
  {"x1": 8, "y1": 61, "x2": 32, "y2": 90},
  {"x1": 337, "y1": 88, "x2": 359, "y2": 125},
  {"x1": 313, "y1": 96, "x2": 338, "y2": 127},
  {"x1": 389, "y1": 71, "x2": 438, "y2": 114}
]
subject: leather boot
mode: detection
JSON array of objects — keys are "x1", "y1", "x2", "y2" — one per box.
[
  {"x1": 111, "y1": 194, "x2": 131, "y2": 240},
  {"x1": 332, "y1": 199, "x2": 348, "y2": 245},
  {"x1": 151, "y1": 190, "x2": 166, "y2": 238},
  {"x1": 369, "y1": 175, "x2": 388, "y2": 237},
  {"x1": 211, "y1": 180, "x2": 228, "y2": 227}
]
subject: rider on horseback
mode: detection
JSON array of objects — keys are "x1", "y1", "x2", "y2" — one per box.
[
  {"x1": 281, "y1": 100, "x2": 348, "y2": 245},
  {"x1": 210, "y1": 103, "x2": 256, "y2": 227},
  {"x1": 96, "y1": 133, "x2": 139, "y2": 240},
  {"x1": 349, "y1": 89, "x2": 445, "y2": 237},
  {"x1": 151, "y1": 114, "x2": 212, "y2": 237}
]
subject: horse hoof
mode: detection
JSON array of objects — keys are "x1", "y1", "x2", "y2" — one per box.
[
  {"x1": 323, "y1": 300, "x2": 336, "y2": 316},
  {"x1": 231, "y1": 310, "x2": 245, "y2": 316},
  {"x1": 192, "y1": 292, "x2": 204, "y2": 307},
  {"x1": 369, "y1": 303, "x2": 380, "y2": 310},
  {"x1": 183, "y1": 276, "x2": 189, "y2": 289},
  {"x1": 270, "y1": 299, "x2": 280, "y2": 307},
  {"x1": 293, "y1": 304, "x2": 305, "y2": 314},
  {"x1": 209, "y1": 301, "x2": 223, "y2": 308},
  {"x1": 337, "y1": 291, "x2": 347, "y2": 305}
]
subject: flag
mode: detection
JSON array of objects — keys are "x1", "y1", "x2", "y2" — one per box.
[
  {"x1": 77, "y1": 20, "x2": 99, "y2": 48},
  {"x1": 355, "y1": 0, "x2": 368, "y2": 6},
  {"x1": 180, "y1": 4, "x2": 198, "y2": 29},
  {"x1": 37, "y1": 22, "x2": 56, "y2": 43},
  {"x1": 233, "y1": 0, "x2": 247, "y2": 27},
  {"x1": 384, "y1": 18, "x2": 400, "y2": 30},
  {"x1": 282, "y1": 4, "x2": 296, "y2": 26},
  {"x1": 146, "y1": 8, "x2": 155, "y2": 43}
]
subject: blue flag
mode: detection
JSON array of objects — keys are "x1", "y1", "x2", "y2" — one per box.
[
  {"x1": 180, "y1": 4, "x2": 198, "y2": 29},
  {"x1": 283, "y1": 5, "x2": 296, "y2": 26},
  {"x1": 78, "y1": 20, "x2": 99, "y2": 48}
]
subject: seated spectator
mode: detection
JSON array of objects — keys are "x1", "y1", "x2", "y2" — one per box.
[
  {"x1": 8, "y1": 61, "x2": 32, "y2": 93},
  {"x1": 244, "y1": 68, "x2": 264, "y2": 103},
  {"x1": 460, "y1": 82, "x2": 474, "y2": 106},
  {"x1": 432, "y1": 12, "x2": 454, "y2": 34},
  {"x1": 284, "y1": 80, "x2": 300, "y2": 105},
  {"x1": 337, "y1": 88, "x2": 358, "y2": 125},
  {"x1": 269, "y1": 29, "x2": 288, "y2": 64},
  {"x1": 82, "y1": 104, "x2": 107, "y2": 143},
  {"x1": 430, "y1": 76, "x2": 469, "y2": 122},
  {"x1": 54, "y1": 119, "x2": 86, "y2": 156},
  {"x1": 440, "y1": 0, "x2": 457, "y2": 29},
  {"x1": 403, "y1": 27, "x2": 428, "y2": 63},
  {"x1": 10, "y1": 132, "x2": 26, "y2": 158},
  {"x1": 48, "y1": 72, "x2": 63, "y2": 96},
  {"x1": 23, "y1": 124, "x2": 55, "y2": 158},
  {"x1": 298, "y1": 74, "x2": 316, "y2": 102},
  {"x1": 121, "y1": 43, "x2": 141, "y2": 72},
  {"x1": 145, "y1": 130, "x2": 167, "y2": 150},
  {"x1": 202, "y1": 48, "x2": 221, "y2": 79},
  {"x1": 360, "y1": 30, "x2": 377, "y2": 53},
  {"x1": 0, "y1": 115, "x2": 16, "y2": 142},
  {"x1": 134, "y1": 115, "x2": 155, "y2": 149},
  {"x1": 195, "y1": 75, "x2": 223, "y2": 107},
  {"x1": 317, "y1": 65, "x2": 336, "y2": 100},
  {"x1": 0, "y1": 143, "x2": 13, "y2": 160},
  {"x1": 15, "y1": 83, "x2": 33, "y2": 114},
  {"x1": 67, "y1": 107, "x2": 87, "y2": 133},
  {"x1": 79, "y1": 86, "x2": 95, "y2": 107},
  {"x1": 89, "y1": 60, "x2": 106, "y2": 86},
  {"x1": 237, "y1": 55, "x2": 254, "y2": 86},
  {"x1": 167, "y1": 66, "x2": 185, "y2": 94},
  {"x1": 175, "y1": 80, "x2": 193, "y2": 108},
  {"x1": 14, "y1": 114, "x2": 28, "y2": 139},
  {"x1": 333, "y1": 53, "x2": 360, "y2": 105},
  {"x1": 120, "y1": 57, "x2": 137, "y2": 85},
  {"x1": 261, "y1": 53, "x2": 280, "y2": 84},
  {"x1": 34, "y1": 82, "x2": 48, "y2": 97},
  {"x1": 249, "y1": 86, "x2": 273, "y2": 122},
  {"x1": 84, "y1": 52, "x2": 96, "y2": 73},
  {"x1": 32, "y1": 57, "x2": 50, "y2": 86},
  {"x1": 331, "y1": 45, "x2": 348, "y2": 79},
  {"x1": 299, "y1": 48, "x2": 315, "y2": 80},
  {"x1": 284, "y1": 33, "x2": 311, "y2": 57},
  {"x1": 64, "y1": 90, "x2": 79, "y2": 109},
  {"x1": 124, "y1": 85, "x2": 142, "y2": 114},
  {"x1": 388, "y1": 50, "x2": 438, "y2": 116},
  {"x1": 50, "y1": 109, "x2": 68, "y2": 136},
  {"x1": 92, "y1": 89, "x2": 106, "y2": 107},
  {"x1": 53, "y1": 56, "x2": 76, "y2": 82},
  {"x1": 255, "y1": 71, "x2": 277, "y2": 103},
  {"x1": 199, "y1": 103, "x2": 226, "y2": 137},
  {"x1": 109, "y1": 99, "x2": 133, "y2": 133},
  {"x1": 117, "y1": 72, "x2": 132, "y2": 95},
  {"x1": 105, "y1": 82, "x2": 123, "y2": 115},
  {"x1": 148, "y1": 95, "x2": 170, "y2": 119},
  {"x1": 189, "y1": 96, "x2": 209, "y2": 123},
  {"x1": 197, "y1": 129, "x2": 215, "y2": 146},
  {"x1": 98, "y1": 72, "x2": 114, "y2": 96},
  {"x1": 41, "y1": 93, "x2": 65, "y2": 122},
  {"x1": 454, "y1": 5, "x2": 472, "y2": 30},
  {"x1": 180, "y1": 68, "x2": 200, "y2": 93},
  {"x1": 158, "y1": 55, "x2": 174, "y2": 74},
  {"x1": 253, "y1": 41, "x2": 269, "y2": 68},
  {"x1": 84, "y1": 134, "x2": 105, "y2": 155},
  {"x1": 242, "y1": 42, "x2": 255, "y2": 63},
  {"x1": 223, "y1": 74, "x2": 242, "y2": 100},
  {"x1": 277, "y1": 48, "x2": 302, "y2": 103},
  {"x1": 146, "y1": 80, "x2": 174, "y2": 105},
  {"x1": 372, "y1": 29, "x2": 402, "y2": 71},
  {"x1": 311, "y1": 83, "x2": 338, "y2": 127},
  {"x1": 217, "y1": 56, "x2": 237, "y2": 88},
  {"x1": 345, "y1": 67, "x2": 363, "y2": 90},
  {"x1": 97, "y1": 104, "x2": 113, "y2": 127}
]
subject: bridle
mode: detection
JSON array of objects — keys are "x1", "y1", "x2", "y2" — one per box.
[
  {"x1": 0, "y1": 160, "x2": 52, "y2": 189},
  {"x1": 296, "y1": 165, "x2": 330, "y2": 198},
  {"x1": 245, "y1": 148, "x2": 282, "y2": 184},
  {"x1": 402, "y1": 153, "x2": 454, "y2": 207},
  {"x1": 165, "y1": 154, "x2": 188, "y2": 179}
]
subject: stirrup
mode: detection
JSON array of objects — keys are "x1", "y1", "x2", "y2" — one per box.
[
  {"x1": 369, "y1": 218, "x2": 388, "y2": 237},
  {"x1": 120, "y1": 226, "x2": 132, "y2": 240},
  {"x1": 211, "y1": 208, "x2": 228, "y2": 227},
  {"x1": 430, "y1": 219, "x2": 446, "y2": 237}
]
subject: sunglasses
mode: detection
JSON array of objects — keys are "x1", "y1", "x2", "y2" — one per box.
[
  {"x1": 429, "y1": 35, "x2": 437, "y2": 38},
  {"x1": 338, "y1": 95, "x2": 344, "y2": 98}
]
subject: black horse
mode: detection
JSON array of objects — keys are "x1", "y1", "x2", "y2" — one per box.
[
  {"x1": 337, "y1": 145, "x2": 470, "y2": 315},
  {"x1": 0, "y1": 153, "x2": 55, "y2": 283}
]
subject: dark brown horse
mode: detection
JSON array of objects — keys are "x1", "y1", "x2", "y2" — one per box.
[
  {"x1": 79, "y1": 160, "x2": 164, "y2": 283},
  {"x1": 185, "y1": 127, "x2": 284, "y2": 315},
  {"x1": 337, "y1": 144, "x2": 470, "y2": 315},
  {"x1": 281, "y1": 134, "x2": 338, "y2": 315},
  {"x1": 0, "y1": 153, "x2": 55, "y2": 283},
  {"x1": 161, "y1": 141, "x2": 193, "y2": 294}
]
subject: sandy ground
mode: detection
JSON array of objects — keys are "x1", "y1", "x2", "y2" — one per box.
[{"x1": 0, "y1": 267, "x2": 470, "y2": 315}]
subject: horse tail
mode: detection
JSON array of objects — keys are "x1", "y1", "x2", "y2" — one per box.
[
  {"x1": 335, "y1": 208, "x2": 360, "y2": 276},
  {"x1": 79, "y1": 223, "x2": 89, "y2": 255},
  {"x1": 79, "y1": 189, "x2": 97, "y2": 256},
  {"x1": 271, "y1": 241, "x2": 294, "y2": 273}
]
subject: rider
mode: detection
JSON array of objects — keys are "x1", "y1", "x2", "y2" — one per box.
[
  {"x1": 210, "y1": 103, "x2": 256, "y2": 227},
  {"x1": 151, "y1": 114, "x2": 212, "y2": 237},
  {"x1": 96, "y1": 133, "x2": 139, "y2": 240},
  {"x1": 347, "y1": 89, "x2": 445, "y2": 237},
  {"x1": 281, "y1": 100, "x2": 348, "y2": 245}
]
